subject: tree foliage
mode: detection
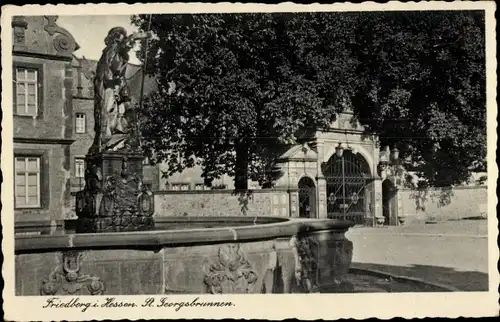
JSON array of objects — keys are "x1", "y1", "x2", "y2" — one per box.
[
  {"x1": 351, "y1": 11, "x2": 486, "y2": 187},
  {"x1": 131, "y1": 11, "x2": 486, "y2": 189}
]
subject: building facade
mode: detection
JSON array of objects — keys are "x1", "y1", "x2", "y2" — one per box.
[
  {"x1": 70, "y1": 55, "x2": 95, "y2": 193},
  {"x1": 12, "y1": 16, "x2": 80, "y2": 221}
]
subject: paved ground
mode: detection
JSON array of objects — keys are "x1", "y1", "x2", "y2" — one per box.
[{"x1": 345, "y1": 220, "x2": 490, "y2": 291}]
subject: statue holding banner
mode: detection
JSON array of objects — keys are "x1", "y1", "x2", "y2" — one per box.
[
  {"x1": 76, "y1": 26, "x2": 155, "y2": 233},
  {"x1": 89, "y1": 26, "x2": 151, "y2": 154}
]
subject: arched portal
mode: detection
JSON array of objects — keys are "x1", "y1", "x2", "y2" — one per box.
[
  {"x1": 298, "y1": 176, "x2": 316, "y2": 218},
  {"x1": 382, "y1": 179, "x2": 397, "y2": 226},
  {"x1": 322, "y1": 150, "x2": 373, "y2": 224}
]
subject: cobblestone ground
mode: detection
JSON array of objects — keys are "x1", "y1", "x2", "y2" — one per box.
[{"x1": 345, "y1": 220, "x2": 490, "y2": 291}]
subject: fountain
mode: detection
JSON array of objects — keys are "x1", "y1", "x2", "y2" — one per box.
[{"x1": 14, "y1": 26, "x2": 356, "y2": 295}]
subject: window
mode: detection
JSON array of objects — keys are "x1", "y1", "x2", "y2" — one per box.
[
  {"x1": 15, "y1": 156, "x2": 41, "y2": 208},
  {"x1": 195, "y1": 184, "x2": 205, "y2": 191},
  {"x1": 75, "y1": 158, "x2": 85, "y2": 178},
  {"x1": 15, "y1": 67, "x2": 38, "y2": 116},
  {"x1": 75, "y1": 113, "x2": 86, "y2": 133}
]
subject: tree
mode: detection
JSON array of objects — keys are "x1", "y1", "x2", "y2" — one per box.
[
  {"x1": 131, "y1": 11, "x2": 486, "y2": 189},
  {"x1": 350, "y1": 11, "x2": 486, "y2": 188},
  {"x1": 131, "y1": 13, "x2": 358, "y2": 189}
]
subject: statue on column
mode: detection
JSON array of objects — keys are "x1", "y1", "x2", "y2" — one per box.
[
  {"x1": 89, "y1": 26, "x2": 151, "y2": 154},
  {"x1": 76, "y1": 26, "x2": 155, "y2": 233}
]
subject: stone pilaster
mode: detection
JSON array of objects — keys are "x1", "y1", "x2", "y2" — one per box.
[
  {"x1": 373, "y1": 178, "x2": 383, "y2": 224},
  {"x1": 316, "y1": 142, "x2": 328, "y2": 219},
  {"x1": 317, "y1": 177, "x2": 327, "y2": 219},
  {"x1": 288, "y1": 189, "x2": 299, "y2": 218},
  {"x1": 396, "y1": 188, "x2": 404, "y2": 225},
  {"x1": 364, "y1": 180, "x2": 375, "y2": 226}
]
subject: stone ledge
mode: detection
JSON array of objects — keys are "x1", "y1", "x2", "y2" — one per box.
[{"x1": 15, "y1": 218, "x2": 353, "y2": 253}]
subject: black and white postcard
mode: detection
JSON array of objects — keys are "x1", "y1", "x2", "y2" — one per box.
[{"x1": 1, "y1": 2, "x2": 498, "y2": 320}]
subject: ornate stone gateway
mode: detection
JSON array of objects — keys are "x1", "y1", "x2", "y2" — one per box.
[{"x1": 322, "y1": 150, "x2": 373, "y2": 225}]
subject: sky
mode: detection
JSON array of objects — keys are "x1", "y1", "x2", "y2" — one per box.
[{"x1": 57, "y1": 15, "x2": 142, "y2": 64}]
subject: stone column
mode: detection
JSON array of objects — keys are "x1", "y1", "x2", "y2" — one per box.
[
  {"x1": 396, "y1": 188, "x2": 404, "y2": 225},
  {"x1": 316, "y1": 178, "x2": 327, "y2": 219},
  {"x1": 316, "y1": 141, "x2": 328, "y2": 219},
  {"x1": 288, "y1": 189, "x2": 299, "y2": 218},
  {"x1": 364, "y1": 180, "x2": 374, "y2": 226},
  {"x1": 373, "y1": 178, "x2": 383, "y2": 224}
]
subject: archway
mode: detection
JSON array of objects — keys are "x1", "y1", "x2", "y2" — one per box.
[
  {"x1": 298, "y1": 176, "x2": 316, "y2": 218},
  {"x1": 322, "y1": 150, "x2": 373, "y2": 224},
  {"x1": 382, "y1": 179, "x2": 397, "y2": 225}
]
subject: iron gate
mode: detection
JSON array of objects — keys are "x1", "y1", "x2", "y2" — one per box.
[{"x1": 322, "y1": 150, "x2": 372, "y2": 225}]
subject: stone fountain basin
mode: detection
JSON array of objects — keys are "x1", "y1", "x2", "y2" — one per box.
[{"x1": 15, "y1": 217, "x2": 354, "y2": 295}]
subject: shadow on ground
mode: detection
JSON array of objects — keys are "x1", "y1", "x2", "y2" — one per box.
[{"x1": 350, "y1": 262, "x2": 489, "y2": 292}]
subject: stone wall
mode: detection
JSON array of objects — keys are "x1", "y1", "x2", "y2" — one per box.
[
  {"x1": 399, "y1": 186, "x2": 488, "y2": 223},
  {"x1": 14, "y1": 142, "x2": 73, "y2": 221},
  {"x1": 154, "y1": 189, "x2": 294, "y2": 218}
]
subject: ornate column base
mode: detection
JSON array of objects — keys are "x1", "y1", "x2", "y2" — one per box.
[
  {"x1": 75, "y1": 152, "x2": 155, "y2": 233},
  {"x1": 76, "y1": 216, "x2": 155, "y2": 233}
]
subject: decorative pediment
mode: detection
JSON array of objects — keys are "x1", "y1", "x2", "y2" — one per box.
[
  {"x1": 13, "y1": 16, "x2": 80, "y2": 59},
  {"x1": 278, "y1": 143, "x2": 318, "y2": 162},
  {"x1": 329, "y1": 111, "x2": 365, "y2": 132},
  {"x1": 379, "y1": 146, "x2": 390, "y2": 163},
  {"x1": 377, "y1": 146, "x2": 406, "y2": 186}
]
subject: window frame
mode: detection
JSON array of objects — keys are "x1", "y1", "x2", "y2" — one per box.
[
  {"x1": 14, "y1": 155, "x2": 42, "y2": 209},
  {"x1": 13, "y1": 62, "x2": 44, "y2": 119},
  {"x1": 74, "y1": 157, "x2": 85, "y2": 178},
  {"x1": 75, "y1": 113, "x2": 87, "y2": 134}
]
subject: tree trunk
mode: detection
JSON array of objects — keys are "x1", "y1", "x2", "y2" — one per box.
[{"x1": 234, "y1": 140, "x2": 249, "y2": 191}]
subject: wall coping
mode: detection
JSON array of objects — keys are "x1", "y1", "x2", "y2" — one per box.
[
  {"x1": 70, "y1": 187, "x2": 300, "y2": 197},
  {"x1": 398, "y1": 185, "x2": 487, "y2": 192},
  {"x1": 153, "y1": 188, "x2": 299, "y2": 195},
  {"x1": 15, "y1": 217, "x2": 353, "y2": 254}
]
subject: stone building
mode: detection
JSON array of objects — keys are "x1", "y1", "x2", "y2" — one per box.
[{"x1": 12, "y1": 16, "x2": 80, "y2": 221}]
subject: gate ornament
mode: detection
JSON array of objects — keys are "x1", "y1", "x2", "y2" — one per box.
[
  {"x1": 328, "y1": 193, "x2": 337, "y2": 205},
  {"x1": 40, "y1": 251, "x2": 105, "y2": 296},
  {"x1": 350, "y1": 192, "x2": 359, "y2": 204}
]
